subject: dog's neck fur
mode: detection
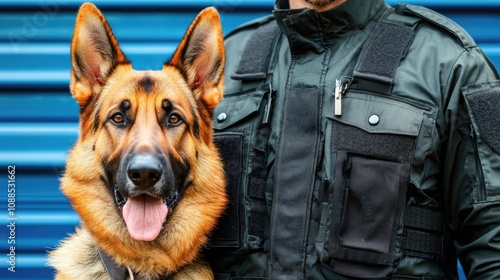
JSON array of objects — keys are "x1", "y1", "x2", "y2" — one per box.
[
  {"x1": 49, "y1": 228, "x2": 182, "y2": 280},
  {"x1": 98, "y1": 247, "x2": 173, "y2": 280}
]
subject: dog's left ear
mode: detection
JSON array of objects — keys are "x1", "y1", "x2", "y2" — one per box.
[{"x1": 168, "y1": 7, "x2": 225, "y2": 116}]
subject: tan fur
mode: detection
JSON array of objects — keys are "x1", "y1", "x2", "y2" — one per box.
[
  {"x1": 49, "y1": 2, "x2": 226, "y2": 279},
  {"x1": 49, "y1": 228, "x2": 214, "y2": 280}
]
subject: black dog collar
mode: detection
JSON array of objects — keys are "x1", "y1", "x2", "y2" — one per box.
[{"x1": 98, "y1": 248, "x2": 174, "y2": 280}]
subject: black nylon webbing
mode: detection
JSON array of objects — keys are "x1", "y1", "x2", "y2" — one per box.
[
  {"x1": 231, "y1": 20, "x2": 280, "y2": 245},
  {"x1": 98, "y1": 248, "x2": 130, "y2": 280},
  {"x1": 403, "y1": 205, "x2": 444, "y2": 260},
  {"x1": 269, "y1": 87, "x2": 320, "y2": 279},
  {"x1": 232, "y1": 20, "x2": 280, "y2": 81},
  {"x1": 98, "y1": 248, "x2": 173, "y2": 279},
  {"x1": 210, "y1": 134, "x2": 243, "y2": 249},
  {"x1": 404, "y1": 205, "x2": 443, "y2": 232},
  {"x1": 352, "y1": 12, "x2": 420, "y2": 95},
  {"x1": 403, "y1": 229, "x2": 442, "y2": 257}
]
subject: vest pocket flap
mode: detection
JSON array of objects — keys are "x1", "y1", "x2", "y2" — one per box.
[
  {"x1": 213, "y1": 89, "x2": 266, "y2": 130},
  {"x1": 333, "y1": 92, "x2": 425, "y2": 137}
]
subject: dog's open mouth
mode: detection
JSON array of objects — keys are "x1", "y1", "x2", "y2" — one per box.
[{"x1": 114, "y1": 186, "x2": 179, "y2": 241}]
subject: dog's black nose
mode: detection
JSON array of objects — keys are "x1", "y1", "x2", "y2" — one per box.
[{"x1": 127, "y1": 153, "x2": 162, "y2": 189}]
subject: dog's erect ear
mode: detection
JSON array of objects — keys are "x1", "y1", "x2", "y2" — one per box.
[
  {"x1": 168, "y1": 7, "x2": 225, "y2": 116},
  {"x1": 70, "y1": 2, "x2": 128, "y2": 107}
]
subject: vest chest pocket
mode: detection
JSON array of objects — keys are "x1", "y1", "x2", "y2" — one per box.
[
  {"x1": 210, "y1": 87, "x2": 269, "y2": 252},
  {"x1": 327, "y1": 92, "x2": 428, "y2": 278}
]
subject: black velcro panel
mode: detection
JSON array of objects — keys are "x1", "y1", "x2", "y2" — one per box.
[
  {"x1": 352, "y1": 16, "x2": 417, "y2": 95},
  {"x1": 232, "y1": 21, "x2": 279, "y2": 81},
  {"x1": 356, "y1": 22, "x2": 414, "y2": 79},
  {"x1": 334, "y1": 122, "x2": 415, "y2": 163},
  {"x1": 402, "y1": 205, "x2": 443, "y2": 260},
  {"x1": 466, "y1": 87, "x2": 500, "y2": 154},
  {"x1": 248, "y1": 176, "x2": 266, "y2": 200},
  {"x1": 209, "y1": 134, "x2": 243, "y2": 249},
  {"x1": 403, "y1": 229, "x2": 442, "y2": 259},
  {"x1": 404, "y1": 205, "x2": 443, "y2": 232},
  {"x1": 249, "y1": 210, "x2": 269, "y2": 240}
]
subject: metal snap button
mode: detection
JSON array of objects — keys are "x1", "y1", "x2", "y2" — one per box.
[
  {"x1": 368, "y1": 114, "x2": 380, "y2": 126},
  {"x1": 217, "y1": 112, "x2": 227, "y2": 122}
]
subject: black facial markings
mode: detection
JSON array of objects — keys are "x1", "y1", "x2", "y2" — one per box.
[
  {"x1": 120, "y1": 99, "x2": 131, "y2": 112},
  {"x1": 99, "y1": 173, "x2": 114, "y2": 195},
  {"x1": 162, "y1": 99, "x2": 172, "y2": 112},
  {"x1": 99, "y1": 174, "x2": 108, "y2": 185},
  {"x1": 191, "y1": 108, "x2": 200, "y2": 139},
  {"x1": 140, "y1": 73, "x2": 153, "y2": 95},
  {"x1": 102, "y1": 153, "x2": 120, "y2": 195},
  {"x1": 171, "y1": 152, "x2": 191, "y2": 193},
  {"x1": 93, "y1": 108, "x2": 100, "y2": 132},
  {"x1": 119, "y1": 99, "x2": 132, "y2": 126}
]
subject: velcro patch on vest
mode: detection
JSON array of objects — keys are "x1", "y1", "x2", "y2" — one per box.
[
  {"x1": 334, "y1": 122, "x2": 415, "y2": 163},
  {"x1": 233, "y1": 21, "x2": 279, "y2": 81},
  {"x1": 210, "y1": 134, "x2": 243, "y2": 249},
  {"x1": 356, "y1": 23, "x2": 414, "y2": 80},
  {"x1": 465, "y1": 87, "x2": 500, "y2": 154}
]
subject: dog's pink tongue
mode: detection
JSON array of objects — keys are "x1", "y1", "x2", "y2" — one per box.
[{"x1": 122, "y1": 195, "x2": 168, "y2": 241}]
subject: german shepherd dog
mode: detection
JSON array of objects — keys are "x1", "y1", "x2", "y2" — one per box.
[{"x1": 48, "y1": 3, "x2": 227, "y2": 279}]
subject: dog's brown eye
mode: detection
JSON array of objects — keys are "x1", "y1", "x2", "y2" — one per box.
[
  {"x1": 111, "y1": 113, "x2": 125, "y2": 124},
  {"x1": 168, "y1": 114, "x2": 182, "y2": 126}
]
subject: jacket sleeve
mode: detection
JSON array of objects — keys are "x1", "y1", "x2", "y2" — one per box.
[{"x1": 443, "y1": 45, "x2": 500, "y2": 279}]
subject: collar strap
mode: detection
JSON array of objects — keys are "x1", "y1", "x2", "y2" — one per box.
[
  {"x1": 98, "y1": 248, "x2": 175, "y2": 280},
  {"x1": 98, "y1": 248, "x2": 132, "y2": 280}
]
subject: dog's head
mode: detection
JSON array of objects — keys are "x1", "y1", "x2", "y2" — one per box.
[{"x1": 67, "y1": 3, "x2": 225, "y2": 243}]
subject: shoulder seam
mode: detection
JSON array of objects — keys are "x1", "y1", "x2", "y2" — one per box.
[
  {"x1": 225, "y1": 14, "x2": 275, "y2": 39},
  {"x1": 397, "y1": 4, "x2": 475, "y2": 49},
  {"x1": 444, "y1": 49, "x2": 469, "y2": 99}
]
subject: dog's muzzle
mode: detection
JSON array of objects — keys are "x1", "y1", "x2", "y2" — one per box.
[{"x1": 112, "y1": 152, "x2": 180, "y2": 241}]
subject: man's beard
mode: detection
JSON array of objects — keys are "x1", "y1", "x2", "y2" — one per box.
[{"x1": 304, "y1": 0, "x2": 337, "y2": 7}]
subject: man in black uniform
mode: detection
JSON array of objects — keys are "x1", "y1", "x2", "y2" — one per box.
[{"x1": 208, "y1": 0, "x2": 500, "y2": 279}]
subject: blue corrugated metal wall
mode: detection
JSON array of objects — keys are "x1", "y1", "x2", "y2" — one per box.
[{"x1": 0, "y1": 1, "x2": 498, "y2": 279}]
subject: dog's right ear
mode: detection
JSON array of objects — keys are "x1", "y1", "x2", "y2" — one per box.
[{"x1": 70, "y1": 2, "x2": 128, "y2": 107}]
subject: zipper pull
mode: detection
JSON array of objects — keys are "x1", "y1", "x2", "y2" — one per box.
[
  {"x1": 335, "y1": 79, "x2": 343, "y2": 116},
  {"x1": 262, "y1": 84, "x2": 276, "y2": 125}
]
